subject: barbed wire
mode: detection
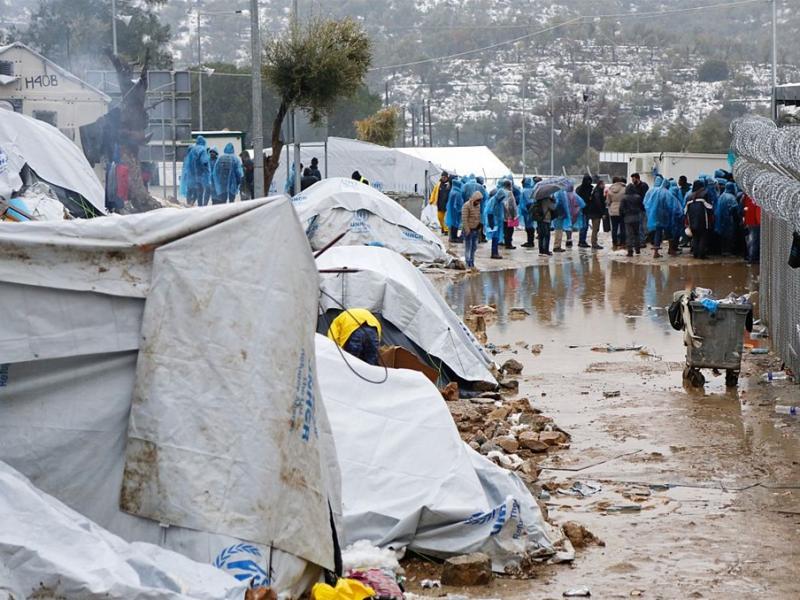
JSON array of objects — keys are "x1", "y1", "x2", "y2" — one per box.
[
  {"x1": 730, "y1": 116, "x2": 800, "y2": 174},
  {"x1": 733, "y1": 158, "x2": 800, "y2": 231}
]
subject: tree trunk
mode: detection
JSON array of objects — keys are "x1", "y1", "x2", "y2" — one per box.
[
  {"x1": 108, "y1": 51, "x2": 161, "y2": 212},
  {"x1": 263, "y1": 99, "x2": 289, "y2": 196}
]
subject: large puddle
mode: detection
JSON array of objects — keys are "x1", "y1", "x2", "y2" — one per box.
[{"x1": 440, "y1": 257, "x2": 760, "y2": 372}]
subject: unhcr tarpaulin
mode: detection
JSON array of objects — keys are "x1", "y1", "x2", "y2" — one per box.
[
  {"x1": 316, "y1": 245, "x2": 496, "y2": 385},
  {"x1": 0, "y1": 109, "x2": 105, "y2": 214},
  {"x1": 315, "y1": 335, "x2": 554, "y2": 571},
  {"x1": 0, "y1": 198, "x2": 340, "y2": 596},
  {"x1": 0, "y1": 460, "x2": 248, "y2": 600},
  {"x1": 292, "y1": 177, "x2": 452, "y2": 265}
]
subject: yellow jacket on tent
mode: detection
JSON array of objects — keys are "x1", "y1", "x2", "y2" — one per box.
[
  {"x1": 311, "y1": 578, "x2": 375, "y2": 600},
  {"x1": 326, "y1": 309, "x2": 382, "y2": 348}
]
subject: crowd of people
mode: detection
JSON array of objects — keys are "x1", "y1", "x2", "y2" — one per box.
[
  {"x1": 180, "y1": 135, "x2": 255, "y2": 205},
  {"x1": 431, "y1": 168, "x2": 761, "y2": 269}
]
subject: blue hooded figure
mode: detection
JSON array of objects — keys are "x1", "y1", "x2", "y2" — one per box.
[
  {"x1": 284, "y1": 162, "x2": 297, "y2": 195},
  {"x1": 484, "y1": 178, "x2": 504, "y2": 232},
  {"x1": 715, "y1": 181, "x2": 740, "y2": 253},
  {"x1": 461, "y1": 174, "x2": 480, "y2": 204},
  {"x1": 486, "y1": 186, "x2": 507, "y2": 257},
  {"x1": 668, "y1": 180, "x2": 685, "y2": 240},
  {"x1": 180, "y1": 135, "x2": 210, "y2": 205},
  {"x1": 445, "y1": 177, "x2": 464, "y2": 241},
  {"x1": 646, "y1": 177, "x2": 673, "y2": 233},
  {"x1": 519, "y1": 177, "x2": 537, "y2": 246},
  {"x1": 211, "y1": 142, "x2": 244, "y2": 204}
]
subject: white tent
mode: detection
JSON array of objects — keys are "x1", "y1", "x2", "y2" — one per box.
[
  {"x1": 292, "y1": 176, "x2": 453, "y2": 265},
  {"x1": 316, "y1": 245, "x2": 495, "y2": 385},
  {"x1": 0, "y1": 198, "x2": 340, "y2": 596},
  {"x1": 0, "y1": 461, "x2": 249, "y2": 600},
  {"x1": 315, "y1": 335, "x2": 555, "y2": 570},
  {"x1": 0, "y1": 109, "x2": 105, "y2": 215},
  {"x1": 397, "y1": 146, "x2": 511, "y2": 185},
  {"x1": 269, "y1": 137, "x2": 439, "y2": 195}
]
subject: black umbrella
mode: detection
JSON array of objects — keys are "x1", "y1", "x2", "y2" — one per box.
[{"x1": 533, "y1": 177, "x2": 571, "y2": 200}]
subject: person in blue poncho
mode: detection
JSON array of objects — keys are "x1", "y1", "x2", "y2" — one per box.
[
  {"x1": 180, "y1": 135, "x2": 210, "y2": 206},
  {"x1": 645, "y1": 177, "x2": 673, "y2": 258},
  {"x1": 475, "y1": 176, "x2": 489, "y2": 242},
  {"x1": 483, "y1": 178, "x2": 503, "y2": 240},
  {"x1": 552, "y1": 182, "x2": 584, "y2": 252},
  {"x1": 667, "y1": 180, "x2": 685, "y2": 255},
  {"x1": 715, "y1": 181, "x2": 740, "y2": 255},
  {"x1": 211, "y1": 142, "x2": 244, "y2": 204},
  {"x1": 445, "y1": 177, "x2": 464, "y2": 243},
  {"x1": 486, "y1": 182, "x2": 507, "y2": 259},
  {"x1": 519, "y1": 177, "x2": 536, "y2": 247}
]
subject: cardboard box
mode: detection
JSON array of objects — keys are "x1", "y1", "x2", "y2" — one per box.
[{"x1": 379, "y1": 345, "x2": 439, "y2": 385}]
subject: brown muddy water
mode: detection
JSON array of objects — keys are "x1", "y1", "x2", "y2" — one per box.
[{"x1": 418, "y1": 257, "x2": 800, "y2": 599}]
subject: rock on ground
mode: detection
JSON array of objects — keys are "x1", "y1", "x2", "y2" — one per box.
[
  {"x1": 440, "y1": 552, "x2": 493, "y2": 586},
  {"x1": 501, "y1": 358, "x2": 524, "y2": 374},
  {"x1": 562, "y1": 521, "x2": 605, "y2": 549}
]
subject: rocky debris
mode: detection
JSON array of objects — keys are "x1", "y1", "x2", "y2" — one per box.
[
  {"x1": 499, "y1": 379, "x2": 519, "y2": 393},
  {"x1": 494, "y1": 435, "x2": 519, "y2": 453},
  {"x1": 531, "y1": 344, "x2": 543, "y2": 354},
  {"x1": 464, "y1": 313, "x2": 488, "y2": 344},
  {"x1": 519, "y1": 431, "x2": 549, "y2": 453},
  {"x1": 440, "y1": 382, "x2": 459, "y2": 402},
  {"x1": 562, "y1": 521, "x2": 605, "y2": 549},
  {"x1": 469, "y1": 304, "x2": 496, "y2": 316},
  {"x1": 472, "y1": 380, "x2": 499, "y2": 392},
  {"x1": 501, "y1": 358, "x2": 524, "y2": 375},
  {"x1": 440, "y1": 553, "x2": 493, "y2": 586},
  {"x1": 480, "y1": 441, "x2": 502, "y2": 454},
  {"x1": 539, "y1": 431, "x2": 569, "y2": 446},
  {"x1": 508, "y1": 307, "x2": 530, "y2": 320}
]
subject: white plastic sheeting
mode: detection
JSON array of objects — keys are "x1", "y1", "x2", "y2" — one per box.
[
  {"x1": 397, "y1": 146, "x2": 511, "y2": 184},
  {"x1": 0, "y1": 199, "x2": 340, "y2": 596},
  {"x1": 315, "y1": 335, "x2": 554, "y2": 571},
  {"x1": 316, "y1": 245, "x2": 495, "y2": 385},
  {"x1": 0, "y1": 109, "x2": 105, "y2": 212},
  {"x1": 269, "y1": 137, "x2": 439, "y2": 195},
  {"x1": 292, "y1": 177, "x2": 451, "y2": 265},
  {"x1": 0, "y1": 460, "x2": 249, "y2": 600}
]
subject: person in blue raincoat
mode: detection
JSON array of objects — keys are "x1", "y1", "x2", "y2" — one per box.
[
  {"x1": 552, "y1": 183, "x2": 584, "y2": 252},
  {"x1": 211, "y1": 143, "x2": 244, "y2": 204},
  {"x1": 445, "y1": 177, "x2": 464, "y2": 243},
  {"x1": 715, "y1": 181, "x2": 740, "y2": 255},
  {"x1": 667, "y1": 180, "x2": 685, "y2": 255},
  {"x1": 284, "y1": 162, "x2": 299, "y2": 195},
  {"x1": 180, "y1": 135, "x2": 210, "y2": 206},
  {"x1": 645, "y1": 177, "x2": 672, "y2": 258},
  {"x1": 519, "y1": 177, "x2": 537, "y2": 247},
  {"x1": 486, "y1": 183, "x2": 507, "y2": 259},
  {"x1": 483, "y1": 178, "x2": 503, "y2": 238}
]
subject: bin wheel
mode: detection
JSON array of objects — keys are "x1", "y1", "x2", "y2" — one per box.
[
  {"x1": 683, "y1": 366, "x2": 705, "y2": 388},
  {"x1": 725, "y1": 370, "x2": 739, "y2": 388}
]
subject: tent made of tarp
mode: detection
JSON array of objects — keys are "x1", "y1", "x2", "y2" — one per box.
[
  {"x1": 316, "y1": 245, "x2": 495, "y2": 386},
  {"x1": 397, "y1": 146, "x2": 511, "y2": 185},
  {"x1": 315, "y1": 335, "x2": 555, "y2": 570},
  {"x1": 0, "y1": 198, "x2": 340, "y2": 596},
  {"x1": 269, "y1": 137, "x2": 439, "y2": 195},
  {"x1": 0, "y1": 461, "x2": 249, "y2": 600},
  {"x1": 292, "y1": 176, "x2": 452, "y2": 265},
  {"x1": 0, "y1": 109, "x2": 105, "y2": 217}
]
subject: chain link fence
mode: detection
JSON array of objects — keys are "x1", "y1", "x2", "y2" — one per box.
[{"x1": 731, "y1": 116, "x2": 800, "y2": 376}]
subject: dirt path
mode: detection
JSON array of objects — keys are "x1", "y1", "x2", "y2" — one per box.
[{"x1": 410, "y1": 230, "x2": 800, "y2": 599}]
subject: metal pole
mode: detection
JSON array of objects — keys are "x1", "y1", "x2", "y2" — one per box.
[
  {"x1": 550, "y1": 95, "x2": 555, "y2": 176},
  {"x1": 292, "y1": 0, "x2": 301, "y2": 195},
  {"x1": 427, "y1": 100, "x2": 433, "y2": 147},
  {"x1": 197, "y1": 8, "x2": 204, "y2": 130},
  {"x1": 172, "y1": 75, "x2": 177, "y2": 201},
  {"x1": 585, "y1": 91, "x2": 590, "y2": 172},
  {"x1": 521, "y1": 78, "x2": 526, "y2": 177},
  {"x1": 111, "y1": 0, "x2": 118, "y2": 55},
  {"x1": 772, "y1": 0, "x2": 778, "y2": 120},
  {"x1": 250, "y1": 0, "x2": 264, "y2": 197}
]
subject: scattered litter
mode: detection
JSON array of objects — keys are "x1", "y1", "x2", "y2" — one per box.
[
  {"x1": 563, "y1": 586, "x2": 591, "y2": 597},
  {"x1": 750, "y1": 348, "x2": 769, "y2": 355},
  {"x1": 605, "y1": 504, "x2": 643, "y2": 513},
  {"x1": 420, "y1": 579, "x2": 441, "y2": 589},
  {"x1": 761, "y1": 371, "x2": 793, "y2": 383},
  {"x1": 508, "y1": 307, "x2": 530, "y2": 320},
  {"x1": 624, "y1": 315, "x2": 643, "y2": 319},
  {"x1": 591, "y1": 344, "x2": 644, "y2": 353},
  {"x1": 602, "y1": 390, "x2": 621, "y2": 398},
  {"x1": 775, "y1": 405, "x2": 799, "y2": 416},
  {"x1": 558, "y1": 481, "x2": 602, "y2": 497}
]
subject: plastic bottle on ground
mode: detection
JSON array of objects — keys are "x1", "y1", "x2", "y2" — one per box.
[{"x1": 775, "y1": 405, "x2": 799, "y2": 416}]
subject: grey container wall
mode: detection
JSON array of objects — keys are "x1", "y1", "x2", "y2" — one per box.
[{"x1": 687, "y1": 302, "x2": 752, "y2": 371}]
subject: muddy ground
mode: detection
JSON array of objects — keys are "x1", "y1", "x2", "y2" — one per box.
[{"x1": 406, "y1": 231, "x2": 800, "y2": 599}]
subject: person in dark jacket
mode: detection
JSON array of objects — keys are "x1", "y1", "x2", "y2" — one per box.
[
  {"x1": 631, "y1": 172, "x2": 650, "y2": 247},
  {"x1": 436, "y1": 172, "x2": 451, "y2": 235},
  {"x1": 585, "y1": 178, "x2": 606, "y2": 249},
  {"x1": 684, "y1": 180, "x2": 714, "y2": 259},
  {"x1": 300, "y1": 167, "x2": 320, "y2": 191},
  {"x1": 678, "y1": 175, "x2": 691, "y2": 199},
  {"x1": 620, "y1": 183, "x2": 644, "y2": 257},
  {"x1": 575, "y1": 174, "x2": 594, "y2": 248},
  {"x1": 531, "y1": 195, "x2": 555, "y2": 255},
  {"x1": 239, "y1": 151, "x2": 254, "y2": 200},
  {"x1": 308, "y1": 157, "x2": 322, "y2": 180}
]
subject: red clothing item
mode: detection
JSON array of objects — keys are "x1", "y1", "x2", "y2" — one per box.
[
  {"x1": 115, "y1": 164, "x2": 130, "y2": 202},
  {"x1": 743, "y1": 194, "x2": 761, "y2": 227}
]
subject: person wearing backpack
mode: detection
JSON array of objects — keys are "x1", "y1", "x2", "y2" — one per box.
[{"x1": 531, "y1": 195, "x2": 555, "y2": 255}]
